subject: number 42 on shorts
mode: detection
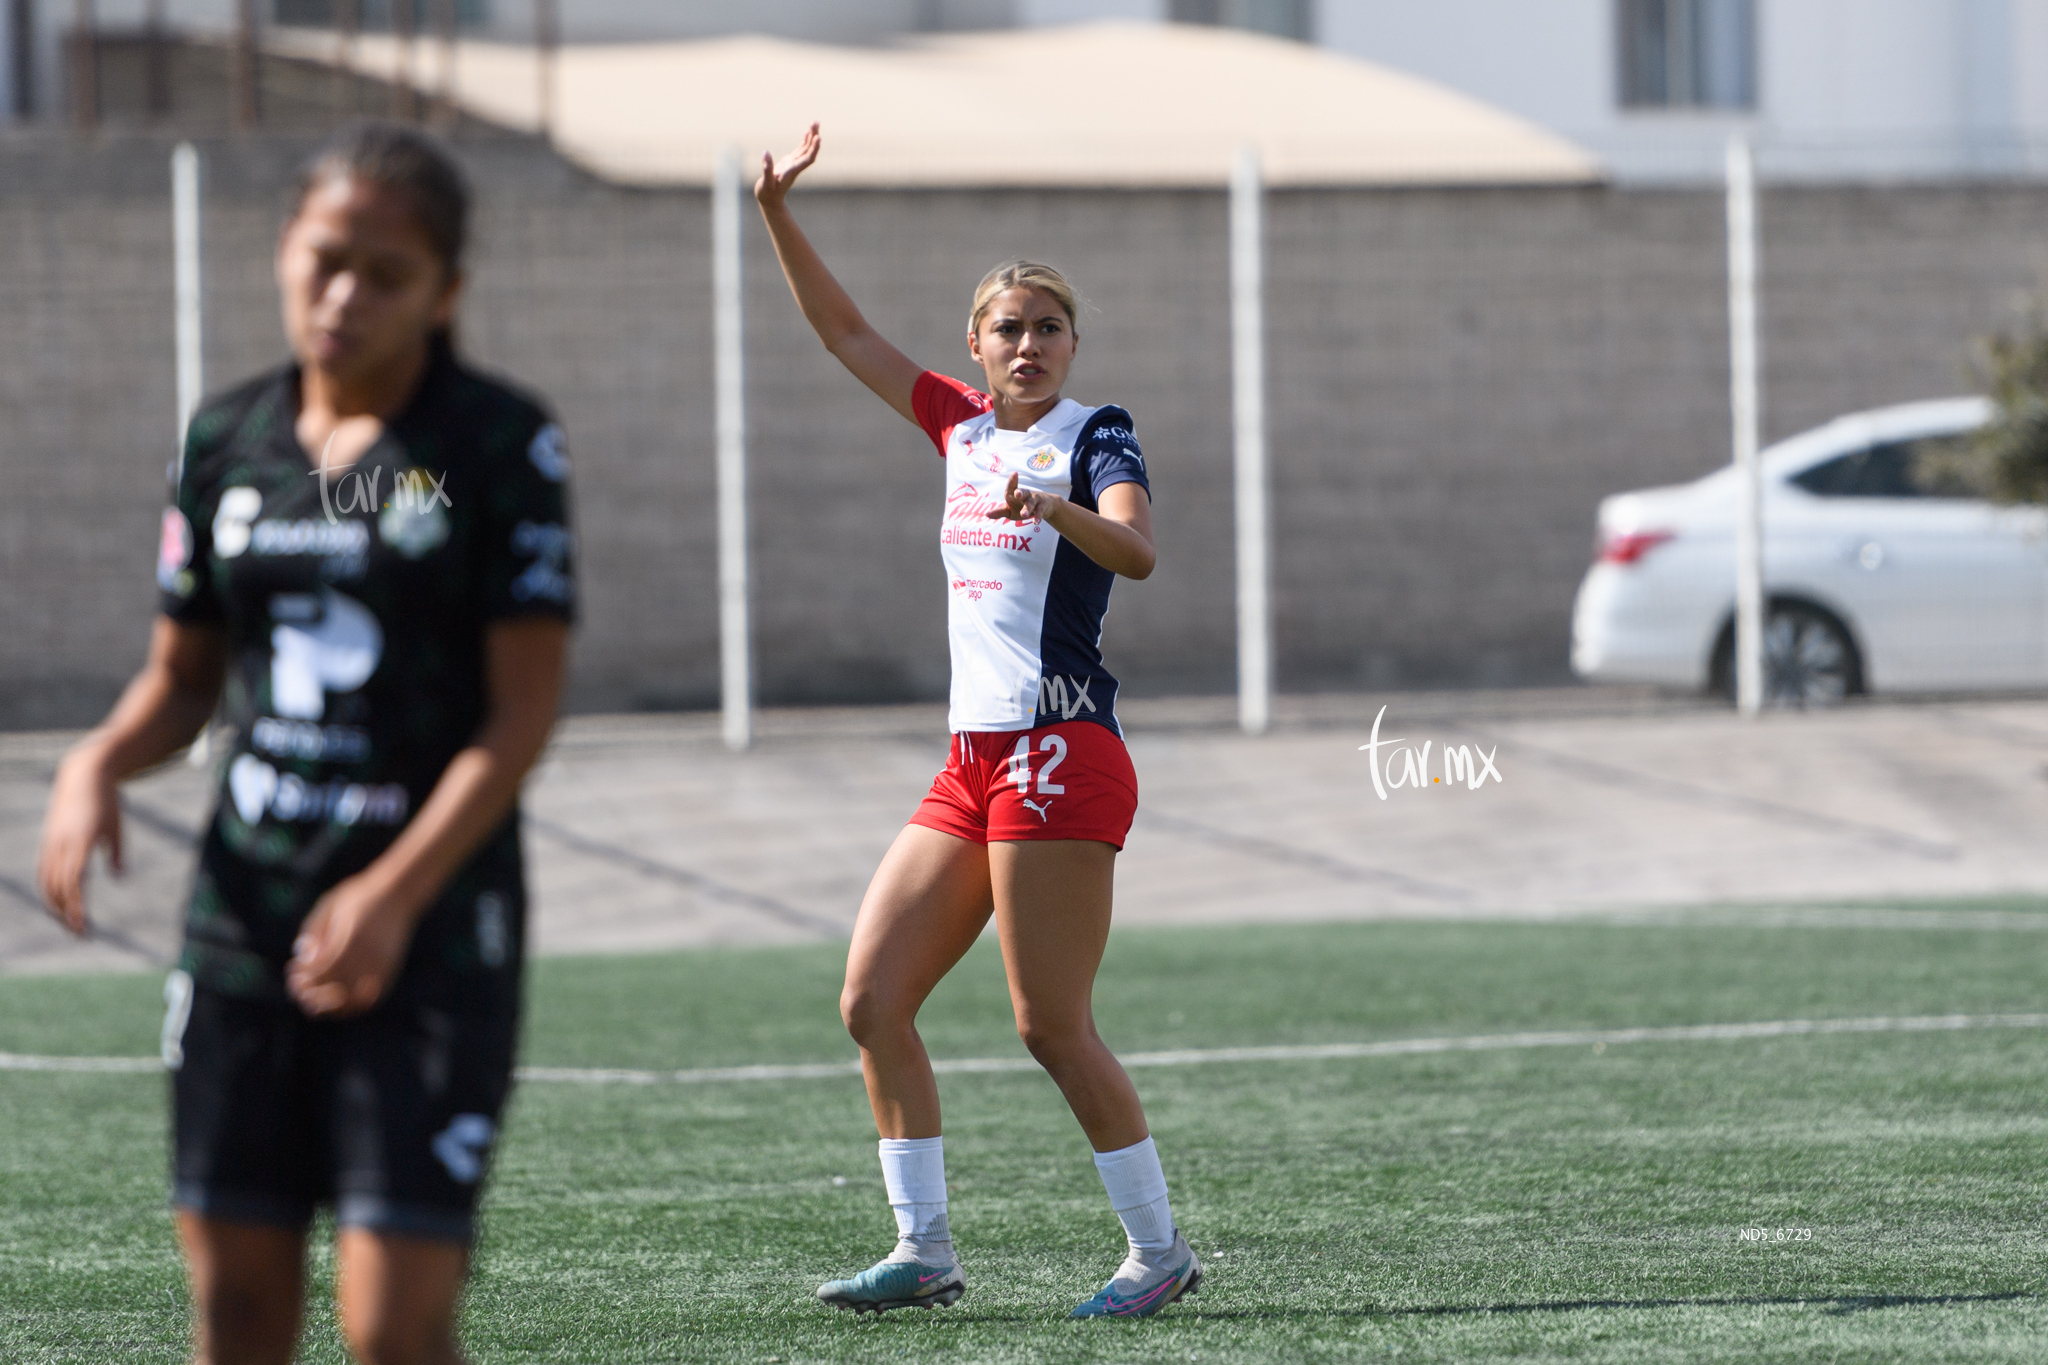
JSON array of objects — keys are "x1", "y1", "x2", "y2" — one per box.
[{"x1": 1005, "y1": 734, "x2": 1068, "y2": 794}]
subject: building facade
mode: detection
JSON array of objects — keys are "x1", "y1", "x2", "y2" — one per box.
[
  {"x1": 1316, "y1": 0, "x2": 2048, "y2": 182},
  {"x1": 11, "y1": 1, "x2": 2043, "y2": 183}
]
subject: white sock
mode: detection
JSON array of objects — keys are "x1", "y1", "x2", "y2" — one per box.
[
  {"x1": 878, "y1": 1136, "x2": 952, "y2": 1265},
  {"x1": 1093, "y1": 1135, "x2": 1177, "y2": 1263}
]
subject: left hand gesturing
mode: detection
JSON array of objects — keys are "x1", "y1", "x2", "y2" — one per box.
[
  {"x1": 985, "y1": 472, "x2": 1062, "y2": 525},
  {"x1": 286, "y1": 876, "x2": 416, "y2": 1018}
]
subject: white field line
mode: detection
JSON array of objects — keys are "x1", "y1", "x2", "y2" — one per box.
[
  {"x1": 8, "y1": 1012, "x2": 2048, "y2": 1083},
  {"x1": 0, "y1": 1052, "x2": 163, "y2": 1074},
  {"x1": 1553, "y1": 909, "x2": 2048, "y2": 933},
  {"x1": 1337, "y1": 907, "x2": 2048, "y2": 932}
]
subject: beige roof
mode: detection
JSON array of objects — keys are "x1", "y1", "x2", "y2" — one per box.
[{"x1": 268, "y1": 22, "x2": 1603, "y2": 189}]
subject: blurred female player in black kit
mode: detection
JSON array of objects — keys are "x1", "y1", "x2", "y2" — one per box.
[{"x1": 37, "y1": 122, "x2": 575, "y2": 1365}]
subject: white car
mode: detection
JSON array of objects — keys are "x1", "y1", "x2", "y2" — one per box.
[{"x1": 1571, "y1": 397, "x2": 2048, "y2": 704}]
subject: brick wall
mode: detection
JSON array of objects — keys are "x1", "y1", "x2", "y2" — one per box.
[{"x1": 4, "y1": 131, "x2": 2043, "y2": 726}]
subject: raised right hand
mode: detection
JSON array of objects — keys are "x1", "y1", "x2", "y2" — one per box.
[
  {"x1": 754, "y1": 122, "x2": 821, "y2": 209},
  {"x1": 37, "y1": 750, "x2": 125, "y2": 937}
]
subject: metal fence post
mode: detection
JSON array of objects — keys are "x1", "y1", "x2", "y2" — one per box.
[
  {"x1": 1231, "y1": 145, "x2": 1272, "y2": 735},
  {"x1": 172, "y1": 141, "x2": 203, "y2": 475},
  {"x1": 1726, "y1": 135, "x2": 1764, "y2": 715},
  {"x1": 714, "y1": 146, "x2": 752, "y2": 752}
]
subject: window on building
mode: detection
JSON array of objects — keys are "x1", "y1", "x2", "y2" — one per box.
[
  {"x1": 1617, "y1": 0, "x2": 1756, "y2": 109},
  {"x1": 274, "y1": 0, "x2": 490, "y2": 27},
  {"x1": 1170, "y1": 0, "x2": 1312, "y2": 43}
]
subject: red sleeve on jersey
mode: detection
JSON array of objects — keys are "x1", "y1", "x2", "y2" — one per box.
[{"x1": 912, "y1": 370, "x2": 991, "y2": 456}]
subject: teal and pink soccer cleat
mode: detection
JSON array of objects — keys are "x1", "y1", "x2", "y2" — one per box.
[
  {"x1": 816, "y1": 1255, "x2": 966, "y2": 1315},
  {"x1": 1069, "y1": 1230, "x2": 1202, "y2": 1318}
]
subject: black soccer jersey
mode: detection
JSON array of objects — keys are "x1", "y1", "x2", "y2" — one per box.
[{"x1": 157, "y1": 338, "x2": 574, "y2": 1008}]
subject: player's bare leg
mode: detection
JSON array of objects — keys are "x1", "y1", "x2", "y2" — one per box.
[
  {"x1": 177, "y1": 1214, "x2": 306, "y2": 1365},
  {"x1": 819, "y1": 824, "x2": 991, "y2": 1313},
  {"x1": 334, "y1": 1228, "x2": 469, "y2": 1365},
  {"x1": 989, "y1": 838, "x2": 1147, "y2": 1150},
  {"x1": 840, "y1": 824, "x2": 995, "y2": 1139},
  {"x1": 992, "y1": 838, "x2": 1200, "y2": 1317}
]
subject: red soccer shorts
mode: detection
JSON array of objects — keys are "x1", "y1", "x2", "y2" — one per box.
[{"x1": 909, "y1": 721, "x2": 1139, "y2": 848}]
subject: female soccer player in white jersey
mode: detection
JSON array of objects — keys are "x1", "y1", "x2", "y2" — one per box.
[{"x1": 755, "y1": 124, "x2": 1199, "y2": 1320}]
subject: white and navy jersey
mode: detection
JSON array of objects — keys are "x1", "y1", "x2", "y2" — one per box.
[{"x1": 912, "y1": 371, "x2": 1151, "y2": 737}]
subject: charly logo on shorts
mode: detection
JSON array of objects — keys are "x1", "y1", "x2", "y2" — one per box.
[
  {"x1": 1028, "y1": 447, "x2": 1057, "y2": 471},
  {"x1": 431, "y1": 1114, "x2": 497, "y2": 1184}
]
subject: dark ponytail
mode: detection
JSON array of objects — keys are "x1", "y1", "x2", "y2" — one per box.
[{"x1": 291, "y1": 119, "x2": 471, "y2": 282}]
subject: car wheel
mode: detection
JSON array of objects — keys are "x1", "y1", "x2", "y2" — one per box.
[
  {"x1": 1710, "y1": 604, "x2": 1862, "y2": 708},
  {"x1": 1762, "y1": 604, "x2": 1860, "y2": 707}
]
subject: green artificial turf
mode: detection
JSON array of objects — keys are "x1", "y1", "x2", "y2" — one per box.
[{"x1": 3, "y1": 903, "x2": 2045, "y2": 1363}]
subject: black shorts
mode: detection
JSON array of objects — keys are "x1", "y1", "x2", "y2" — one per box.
[{"x1": 168, "y1": 976, "x2": 518, "y2": 1244}]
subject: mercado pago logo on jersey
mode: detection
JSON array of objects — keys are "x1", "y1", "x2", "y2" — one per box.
[{"x1": 952, "y1": 577, "x2": 1004, "y2": 601}]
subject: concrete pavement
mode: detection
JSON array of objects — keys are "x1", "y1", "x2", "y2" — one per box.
[{"x1": 5, "y1": 687, "x2": 2046, "y2": 976}]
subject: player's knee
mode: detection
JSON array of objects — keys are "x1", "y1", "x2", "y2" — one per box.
[
  {"x1": 194, "y1": 1278, "x2": 261, "y2": 1324},
  {"x1": 839, "y1": 983, "x2": 902, "y2": 1046},
  {"x1": 343, "y1": 1317, "x2": 458, "y2": 1365},
  {"x1": 1016, "y1": 1016, "x2": 1086, "y2": 1068}
]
